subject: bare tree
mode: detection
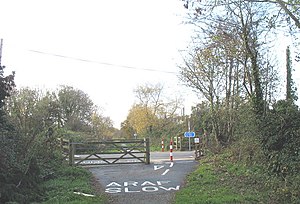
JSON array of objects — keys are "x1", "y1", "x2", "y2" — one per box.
[
  {"x1": 133, "y1": 83, "x2": 182, "y2": 118},
  {"x1": 180, "y1": 0, "x2": 279, "y2": 144}
]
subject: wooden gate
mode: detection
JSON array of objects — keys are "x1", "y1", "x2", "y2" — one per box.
[{"x1": 60, "y1": 138, "x2": 150, "y2": 166}]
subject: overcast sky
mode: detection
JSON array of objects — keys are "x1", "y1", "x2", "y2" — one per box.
[
  {"x1": 1, "y1": 0, "x2": 299, "y2": 128},
  {"x1": 0, "y1": 0, "x2": 198, "y2": 128}
]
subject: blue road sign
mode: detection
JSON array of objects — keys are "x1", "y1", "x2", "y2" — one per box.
[{"x1": 184, "y1": 132, "x2": 195, "y2": 137}]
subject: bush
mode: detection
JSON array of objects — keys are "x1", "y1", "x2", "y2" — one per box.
[
  {"x1": 0, "y1": 120, "x2": 64, "y2": 203},
  {"x1": 262, "y1": 100, "x2": 300, "y2": 177}
]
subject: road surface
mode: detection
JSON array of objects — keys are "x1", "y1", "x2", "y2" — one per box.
[{"x1": 89, "y1": 151, "x2": 199, "y2": 204}]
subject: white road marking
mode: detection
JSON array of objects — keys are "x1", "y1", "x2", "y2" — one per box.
[
  {"x1": 154, "y1": 165, "x2": 164, "y2": 170},
  {"x1": 105, "y1": 180, "x2": 180, "y2": 194},
  {"x1": 169, "y1": 162, "x2": 174, "y2": 168},
  {"x1": 161, "y1": 169, "x2": 170, "y2": 176},
  {"x1": 74, "y1": 191, "x2": 96, "y2": 197}
]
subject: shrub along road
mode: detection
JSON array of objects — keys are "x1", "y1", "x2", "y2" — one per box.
[{"x1": 89, "y1": 151, "x2": 198, "y2": 204}]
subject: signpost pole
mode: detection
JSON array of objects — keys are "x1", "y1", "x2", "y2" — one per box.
[
  {"x1": 188, "y1": 119, "x2": 191, "y2": 151},
  {"x1": 184, "y1": 131, "x2": 195, "y2": 151}
]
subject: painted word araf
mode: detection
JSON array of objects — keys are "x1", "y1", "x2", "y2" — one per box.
[{"x1": 105, "y1": 180, "x2": 180, "y2": 194}]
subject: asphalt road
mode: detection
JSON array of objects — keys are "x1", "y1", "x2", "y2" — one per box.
[{"x1": 89, "y1": 151, "x2": 199, "y2": 204}]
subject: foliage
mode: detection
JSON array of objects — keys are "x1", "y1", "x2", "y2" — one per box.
[
  {"x1": 179, "y1": 0, "x2": 281, "y2": 145},
  {"x1": 126, "y1": 104, "x2": 157, "y2": 136},
  {"x1": 262, "y1": 100, "x2": 300, "y2": 177},
  {"x1": 120, "y1": 119, "x2": 135, "y2": 139},
  {"x1": 179, "y1": 1, "x2": 300, "y2": 201},
  {"x1": 189, "y1": 100, "x2": 258, "y2": 150},
  {"x1": 91, "y1": 113, "x2": 114, "y2": 140},
  {"x1": 6, "y1": 88, "x2": 47, "y2": 136},
  {"x1": 1, "y1": 83, "x2": 114, "y2": 203},
  {"x1": 56, "y1": 85, "x2": 115, "y2": 138},
  {"x1": 5, "y1": 86, "x2": 115, "y2": 140},
  {"x1": 122, "y1": 83, "x2": 184, "y2": 140},
  {"x1": 58, "y1": 85, "x2": 96, "y2": 132},
  {"x1": 286, "y1": 46, "x2": 298, "y2": 102},
  {"x1": 0, "y1": 66, "x2": 15, "y2": 109},
  {"x1": 0, "y1": 120, "x2": 64, "y2": 203}
]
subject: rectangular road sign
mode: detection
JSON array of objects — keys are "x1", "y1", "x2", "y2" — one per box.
[{"x1": 184, "y1": 132, "x2": 195, "y2": 137}]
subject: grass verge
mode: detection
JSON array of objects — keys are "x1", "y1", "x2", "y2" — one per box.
[
  {"x1": 39, "y1": 165, "x2": 108, "y2": 204},
  {"x1": 174, "y1": 154, "x2": 270, "y2": 204}
]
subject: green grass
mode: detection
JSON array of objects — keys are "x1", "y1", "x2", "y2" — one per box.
[
  {"x1": 150, "y1": 145, "x2": 162, "y2": 152},
  {"x1": 39, "y1": 166, "x2": 108, "y2": 204},
  {"x1": 174, "y1": 155, "x2": 268, "y2": 204}
]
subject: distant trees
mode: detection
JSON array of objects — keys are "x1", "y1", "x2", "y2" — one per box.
[
  {"x1": 58, "y1": 86, "x2": 95, "y2": 131},
  {"x1": 126, "y1": 104, "x2": 157, "y2": 136},
  {"x1": 133, "y1": 83, "x2": 183, "y2": 119},
  {"x1": 5, "y1": 85, "x2": 114, "y2": 139},
  {"x1": 134, "y1": 83, "x2": 163, "y2": 115},
  {"x1": 91, "y1": 113, "x2": 114, "y2": 140},
  {"x1": 121, "y1": 83, "x2": 184, "y2": 141}
]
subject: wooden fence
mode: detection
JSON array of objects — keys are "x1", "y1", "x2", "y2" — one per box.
[{"x1": 58, "y1": 138, "x2": 150, "y2": 166}]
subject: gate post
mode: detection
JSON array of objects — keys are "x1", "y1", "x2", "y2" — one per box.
[
  {"x1": 144, "y1": 138, "x2": 150, "y2": 164},
  {"x1": 179, "y1": 136, "x2": 182, "y2": 151},
  {"x1": 69, "y1": 139, "x2": 75, "y2": 166},
  {"x1": 174, "y1": 136, "x2": 178, "y2": 150}
]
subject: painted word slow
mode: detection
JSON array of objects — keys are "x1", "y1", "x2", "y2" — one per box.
[{"x1": 105, "y1": 180, "x2": 180, "y2": 194}]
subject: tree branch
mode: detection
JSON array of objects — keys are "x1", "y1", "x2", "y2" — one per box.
[{"x1": 275, "y1": 0, "x2": 300, "y2": 29}]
